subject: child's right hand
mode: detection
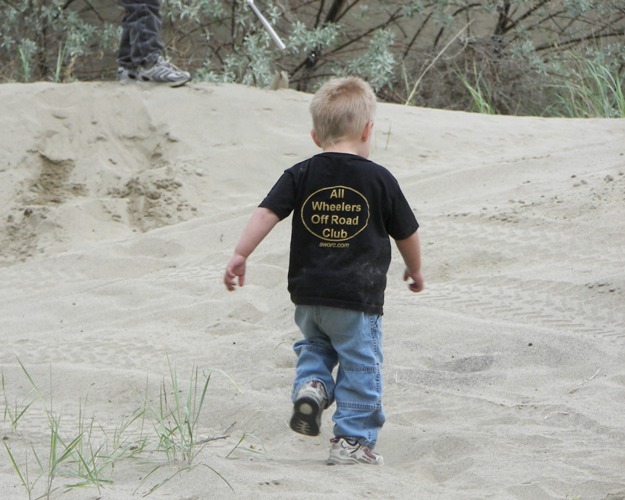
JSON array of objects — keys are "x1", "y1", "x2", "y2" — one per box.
[
  {"x1": 224, "y1": 254, "x2": 247, "y2": 291},
  {"x1": 403, "y1": 269, "x2": 424, "y2": 293}
]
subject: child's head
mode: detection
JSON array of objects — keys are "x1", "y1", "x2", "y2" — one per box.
[{"x1": 309, "y1": 76, "x2": 377, "y2": 148}]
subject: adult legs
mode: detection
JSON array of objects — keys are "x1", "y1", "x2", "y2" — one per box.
[{"x1": 118, "y1": 0, "x2": 164, "y2": 68}]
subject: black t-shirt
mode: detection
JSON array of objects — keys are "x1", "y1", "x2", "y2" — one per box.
[{"x1": 260, "y1": 152, "x2": 419, "y2": 315}]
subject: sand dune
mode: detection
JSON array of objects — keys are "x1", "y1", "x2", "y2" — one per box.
[{"x1": 1, "y1": 81, "x2": 624, "y2": 499}]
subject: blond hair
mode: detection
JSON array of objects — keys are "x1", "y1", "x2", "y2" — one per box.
[{"x1": 309, "y1": 76, "x2": 377, "y2": 147}]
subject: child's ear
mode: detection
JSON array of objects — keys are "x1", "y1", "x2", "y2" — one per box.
[
  {"x1": 361, "y1": 121, "x2": 374, "y2": 142},
  {"x1": 310, "y1": 129, "x2": 323, "y2": 148}
]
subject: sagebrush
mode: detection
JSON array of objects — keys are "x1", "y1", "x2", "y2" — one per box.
[{"x1": 1, "y1": 0, "x2": 624, "y2": 116}]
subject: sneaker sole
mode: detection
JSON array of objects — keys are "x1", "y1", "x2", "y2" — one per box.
[
  {"x1": 289, "y1": 397, "x2": 322, "y2": 436},
  {"x1": 327, "y1": 454, "x2": 358, "y2": 465},
  {"x1": 327, "y1": 453, "x2": 384, "y2": 466},
  {"x1": 136, "y1": 77, "x2": 190, "y2": 88}
]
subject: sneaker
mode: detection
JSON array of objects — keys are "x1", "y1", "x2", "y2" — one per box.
[
  {"x1": 136, "y1": 56, "x2": 191, "y2": 87},
  {"x1": 289, "y1": 380, "x2": 328, "y2": 436},
  {"x1": 327, "y1": 437, "x2": 384, "y2": 466},
  {"x1": 117, "y1": 66, "x2": 137, "y2": 84}
]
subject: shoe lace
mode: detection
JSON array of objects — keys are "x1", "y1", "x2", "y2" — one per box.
[
  {"x1": 331, "y1": 437, "x2": 360, "y2": 447},
  {"x1": 155, "y1": 56, "x2": 184, "y2": 73}
]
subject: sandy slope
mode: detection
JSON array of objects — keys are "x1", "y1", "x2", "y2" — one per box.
[{"x1": 1, "y1": 81, "x2": 624, "y2": 499}]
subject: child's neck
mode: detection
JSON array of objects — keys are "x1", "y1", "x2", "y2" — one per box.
[{"x1": 322, "y1": 139, "x2": 369, "y2": 158}]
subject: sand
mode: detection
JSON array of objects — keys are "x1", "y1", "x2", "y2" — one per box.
[{"x1": 1, "y1": 81, "x2": 624, "y2": 500}]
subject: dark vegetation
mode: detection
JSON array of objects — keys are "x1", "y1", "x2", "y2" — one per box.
[{"x1": 1, "y1": 0, "x2": 624, "y2": 116}]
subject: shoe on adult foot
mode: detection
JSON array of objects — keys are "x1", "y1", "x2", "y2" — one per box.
[
  {"x1": 117, "y1": 66, "x2": 137, "y2": 84},
  {"x1": 137, "y1": 56, "x2": 191, "y2": 87},
  {"x1": 289, "y1": 380, "x2": 328, "y2": 436},
  {"x1": 327, "y1": 437, "x2": 384, "y2": 466}
]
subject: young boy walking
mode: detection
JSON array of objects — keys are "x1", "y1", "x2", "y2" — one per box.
[{"x1": 224, "y1": 76, "x2": 424, "y2": 465}]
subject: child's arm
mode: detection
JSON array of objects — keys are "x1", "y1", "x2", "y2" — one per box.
[
  {"x1": 224, "y1": 207, "x2": 280, "y2": 291},
  {"x1": 395, "y1": 231, "x2": 425, "y2": 293}
]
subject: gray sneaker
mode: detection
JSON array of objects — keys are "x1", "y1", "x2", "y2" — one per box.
[
  {"x1": 136, "y1": 56, "x2": 191, "y2": 87},
  {"x1": 328, "y1": 437, "x2": 384, "y2": 466},
  {"x1": 289, "y1": 380, "x2": 328, "y2": 436},
  {"x1": 117, "y1": 66, "x2": 137, "y2": 84}
]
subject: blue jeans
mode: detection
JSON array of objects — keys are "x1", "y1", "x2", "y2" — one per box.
[{"x1": 292, "y1": 305, "x2": 385, "y2": 448}]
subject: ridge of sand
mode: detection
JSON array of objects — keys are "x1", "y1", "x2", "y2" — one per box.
[{"x1": 1, "y1": 82, "x2": 624, "y2": 499}]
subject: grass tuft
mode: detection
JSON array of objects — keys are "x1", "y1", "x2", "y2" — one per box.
[
  {"x1": 551, "y1": 52, "x2": 625, "y2": 118},
  {"x1": 2, "y1": 359, "x2": 243, "y2": 498}
]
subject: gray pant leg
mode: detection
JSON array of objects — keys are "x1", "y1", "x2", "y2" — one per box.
[{"x1": 118, "y1": 0, "x2": 164, "y2": 68}]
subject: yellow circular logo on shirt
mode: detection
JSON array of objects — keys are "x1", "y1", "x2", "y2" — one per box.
[{"x1": 301, "y1": 186, "x2": 370, "y2": 242}]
